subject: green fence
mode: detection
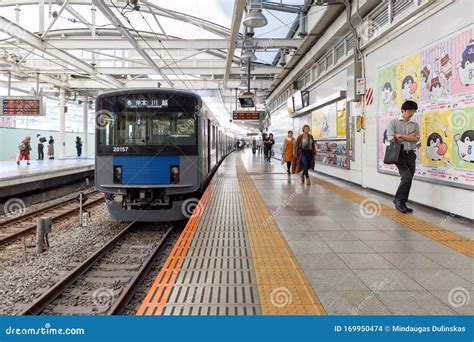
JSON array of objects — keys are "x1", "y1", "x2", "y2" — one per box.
[{"x1": 0, "y1": 128, "x2": 94, "y2": 161}]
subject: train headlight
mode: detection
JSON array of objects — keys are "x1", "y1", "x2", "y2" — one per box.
[
  {"x1": 113, "y1": 165, "x2": 122, "y2": 184},
  {"x1": 170, "y1": 165, "x2": 180, "y2": 184}
]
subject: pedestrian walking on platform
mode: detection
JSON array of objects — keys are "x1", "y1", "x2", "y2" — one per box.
[
  {"x1": 37, "y1": 133, "x2": 46, "y2": 160},
  {"x1": 17, "y1": 136, "x2": 32, "y2": 166},
  {"x1": 282, "y1": 131, "x2": 295, "y2": 174},
  {"x1": 75, "y1": 136, "x2": 83, "y2": 157},
  {"x1": 387, "y1": 100, "x2": 420, "y2": 214},
  {"x1": 48, "y1": 136, "x2": 55, "y2": 160},
  {"x1": 264, "y1": 133, "x2": 275, "y2": 162},
  {"x1": 293, "y1": 125, "x2": 315, "y2": 185}
]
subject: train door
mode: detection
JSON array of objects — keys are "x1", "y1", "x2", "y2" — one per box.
[
  {"x1": 207, "y1": 119, "x2": 211, "y2": 173},
  {"x1": 214, "y1": 126, "x2": 218, "y2": 164}
]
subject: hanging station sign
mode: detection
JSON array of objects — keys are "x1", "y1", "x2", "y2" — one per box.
[
  {"x1": 0, "y1": 96, "x2": 44, "y2": 116},
  {"x1": 232, "y1": 111, "x2": 266, "y2": 120}
]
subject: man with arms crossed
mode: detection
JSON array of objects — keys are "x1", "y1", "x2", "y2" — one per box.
[{"x1": 387, "y1": 100, "x2": 420, "y2": 214}]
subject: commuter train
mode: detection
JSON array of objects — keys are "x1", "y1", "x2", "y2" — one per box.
[{"x1": 95, "y1": 88, "x2": 237, "y2": 221}]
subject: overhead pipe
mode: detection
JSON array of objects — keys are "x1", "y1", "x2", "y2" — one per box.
[{"x1": 298, "y1": 9, "x2": 307, "y2": 37}]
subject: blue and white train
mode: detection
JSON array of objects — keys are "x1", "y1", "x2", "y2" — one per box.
[{"x1": 95, "y1": 88, "x2": 237, "y2": 221}]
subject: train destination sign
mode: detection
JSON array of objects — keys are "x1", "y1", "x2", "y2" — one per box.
[
  {"x1": 125, "y1": 98, "x2": 169, "y2": 109},
  {"x1": 0, "y1": 96, "x2": 43, "y2": 116},
  {"x1": 232, "y1": 111, "x2": 266, "y2": 120}
]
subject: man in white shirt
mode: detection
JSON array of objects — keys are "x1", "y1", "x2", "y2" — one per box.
[
  {"x1": 386, "y1": 100, "x2": 420, "y2": 214},
  {"x1": 36, "y1": 134, "x2": 45, "y2": 160}
]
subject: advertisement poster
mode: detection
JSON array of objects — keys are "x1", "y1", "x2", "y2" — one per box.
[
  {"x1": 311, "y1": 109, "x2": 325, "y2": 139},
  {"x1": 452, "y1": 107, "x2": 474, "y2": 169},
  {"x1": 336, "y1": 100, "x2": 347, "y2": 137},
  {"x1": 377, "y1": 25, "x2": 474, "y2": 189},
  {"x1": 452, "y1": 26, "x2": 474, "y2": 95},
  {"x1": 420, "y1": 111, "x2": 451, "y2": 167},
  {"x1": 421, "y1": 39, "x2": 453, "y2": 101},
  {"x1": 396, "y1": 53, "x2": 421, "y2": 105},
  {"x1": 311, "y1": 103, "x2": 339, "y2": 139},
  {"x1": 378, "y1": 64, "x2": 398, "y2": 112}
]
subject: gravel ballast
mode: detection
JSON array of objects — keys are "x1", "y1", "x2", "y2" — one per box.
[{"x1": 0, "y1": 203, "x2": 125, "y2": 315}]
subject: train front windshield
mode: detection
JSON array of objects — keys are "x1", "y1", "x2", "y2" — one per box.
[{"x1": 99, "y1": 111, "x2": 196, "y2": 146}]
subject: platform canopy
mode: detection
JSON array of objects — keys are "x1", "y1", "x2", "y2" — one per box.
[{"x1": 0, "y1": 0, "x2": 313, "y2": 124}]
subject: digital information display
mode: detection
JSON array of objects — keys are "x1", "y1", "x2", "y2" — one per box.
[
  {"x1": 0, "y1": 96, "x2": 43, "y2": 116},
  {"x1": 233, "y1": 111, "x2": 266, "y2": 120},
  {"x1": 125, "y1": 98, "x2": 168, "y2": 109}
]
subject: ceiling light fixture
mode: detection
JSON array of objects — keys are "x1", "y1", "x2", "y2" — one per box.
[
  {"x1": 243, "y1": 9, "x2": 267, "y2": 28},
  {"x1": 243, "y1": 0, "x2": 267, "y2": 28},
  {"x1": 241, "y1": 50, "x2": 257, "y2": 62}
]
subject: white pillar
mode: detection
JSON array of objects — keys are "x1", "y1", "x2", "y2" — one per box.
[
  {"x1": 59, "y1": 88, "x2": 66, "y2": 160},
  {"x1": 83, "y1": 97, "x2": 88, "y2": 158},
  {"x1": 39, "y1": 0, "x2": 44, "y2": 35}
]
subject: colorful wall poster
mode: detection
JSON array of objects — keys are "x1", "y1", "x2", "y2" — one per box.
[
  {"x1": 421, "y1": 38, "x2": 453, "y2": 101},
  {"x1": 293, "y1": 113, "x2": 311, "y2": 134},
  {"x1": 336, "y1": 100, "x2": 347, "y2": 137},
  {"x1": 452, "y1": 107, "x2": 474, "y2": 169},
  {"x1": 396, "y1": 53, "x2": 421, "y2": 105},
  {"x1": 420, "y1": 111, "x2": 452, "y2": 167},
  {"x1": 378, "y1": 113, "x2": 397, "y2": 166},
  {"x1": 311, "y1": 109, "x2": 325, "y2": 139},
  {"x1": 311, "y1": 102, "x2": 338, "y2": 139},
  {"x1": 378, "y1": 64, "x2": 398, "y2": 112},
  {"x1": 377, "y1": 25, "x2": 474, "y2": 189},
  {"x1": 452, "y1": 27, "x2": 474, "y2": 95},
  {"x1": 325, "y1": 103, "x2": 338, "y2": 138}
]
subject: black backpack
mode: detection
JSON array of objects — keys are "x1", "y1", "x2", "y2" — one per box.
[{"x1": 40, "y1": 137, "x2": 47, "y2": 143}]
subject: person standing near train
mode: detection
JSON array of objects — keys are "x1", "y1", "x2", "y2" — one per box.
[
  {"x1": 17, "y1": 136, "x2": 32, "y2": 166},
  {"x1": 37, "y1": 133, "x2": 46, "y2": 160},
  {"x1": 75, "y1": 136, "x2": 83, "y2": 157},
  {"x1": 48, "y1": 136, "x2": 55, "y2": 160}
]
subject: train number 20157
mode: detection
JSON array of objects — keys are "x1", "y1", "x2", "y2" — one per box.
[{"x1": 112, "y1": 146, "x2": 129, "y2": 152}]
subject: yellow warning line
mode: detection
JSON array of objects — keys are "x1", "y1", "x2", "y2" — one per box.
[
  {"x1": 236, "y1": 156, "x2": 326, "y2": 315},
  {"x1": 311, "y1": 176, "x2": 474, "y2": 259}
]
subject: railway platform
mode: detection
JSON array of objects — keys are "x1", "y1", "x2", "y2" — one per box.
[
  {"x1": 0, "y1": 158, "x2": 95, "y2": 214},
  {"x1": 138, "y1": 150, "x2": 473, "y2": 316}
]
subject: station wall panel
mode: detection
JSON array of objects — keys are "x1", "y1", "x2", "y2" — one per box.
[{"x1": 0, "y1": 127, "x2": 94, "y2": 161}]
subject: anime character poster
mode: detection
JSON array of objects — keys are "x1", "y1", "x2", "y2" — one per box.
[
  {"x1": 452, "y1": 107, "x2": 474, "y2": 169},
  {"x1": 396, "y1": 53, "x2": 421, "y2": 105},
  {"x1": 336, "y1": 100, "x2": 347, "y2": 137},
  {"x1": 452, "y1": 26, "x2": 474, "y2": 95},
  {"x1": 378, "y1": 114, "x2": 397, "y2": 166},
  {"x1": 420, "y1": 111, "x2": 452, "y2": 167},
  {"x1": 311, "y1": 109, "x2": 325, "y2": 139},
  {"x1": 378, "y1": 64, "x2": 398, "y2": 112},
  {"x1": 421, "y1": 38, "x2": 453, "y2": 101}
]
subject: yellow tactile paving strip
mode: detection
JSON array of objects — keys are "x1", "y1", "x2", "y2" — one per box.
[
  {"x1": 311, "y1": 176, "x2": 474, "y2": 259},
  {"x1": 237, "y1": 156, "x2": 326, "y2": 315}
]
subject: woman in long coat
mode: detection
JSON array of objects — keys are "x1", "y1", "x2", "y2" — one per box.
[
  {"x1": 48, "y1": 136, "x2": 54, "y2": 159},
  {"x1": 281, "y1": 130, "x2": 295, "y2": 174},
  {"x1": 292, "y1": 125, "x2": 316, "y2": 185}
]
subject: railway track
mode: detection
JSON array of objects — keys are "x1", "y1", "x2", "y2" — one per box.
[
  {"x1": 0, "y1": 191, "x2": 104, "y2": 246},
  {"x1": 21, "y1": 222, "x2": 174, "y2": 315}
]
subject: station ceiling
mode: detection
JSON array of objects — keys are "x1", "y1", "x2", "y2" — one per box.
[{"x1": 0, "y1": 0, "x2": 314, "y2": 132}]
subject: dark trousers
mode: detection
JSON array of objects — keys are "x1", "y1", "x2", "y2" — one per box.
[
  {"x1": 38, "y1": 144, "x2": 44, "y2": 160},
  {"x1": 286, "y1": 161, "x2": 291, "y2": 172},
  {"x1": 264, "y1": 147, "x2": 270, "y2": 160},
  {"x1": 395, "y1": 150, "x2": 416, "y2": 203},
  {"x1": 301, "y1": 149, "x2": 312, "y2": 178},
  {"x1": 77, "y1": 147, "x2": 82, "y2": 157}
]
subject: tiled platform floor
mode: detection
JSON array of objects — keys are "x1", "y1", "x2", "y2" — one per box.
[
  {"x1": 0, "y1": 158, "x2": 94, "y2": 187},
  {"x1": 242, "y1": 150, "x2": 473, "y2": 315}
]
